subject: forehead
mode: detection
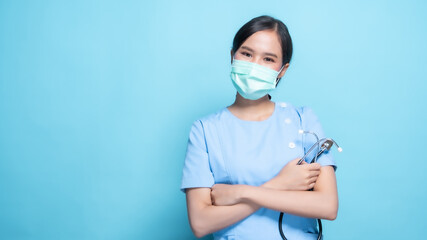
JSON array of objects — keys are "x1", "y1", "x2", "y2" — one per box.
[{"x1": 240, "y1": 30, "x2": 282, "y2": 56}]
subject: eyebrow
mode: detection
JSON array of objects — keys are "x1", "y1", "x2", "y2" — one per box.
[{"x1": 240, "y1": 46, "x2": 278, "y2": 59}]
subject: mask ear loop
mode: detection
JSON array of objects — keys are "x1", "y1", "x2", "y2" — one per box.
[{"x1": 275, "y1": 64, "x2": 286, "y2": 85}]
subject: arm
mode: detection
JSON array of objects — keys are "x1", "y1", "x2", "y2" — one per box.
[
  {"x1": 186, "y1": 188, "x2": 259, "y2": 238},
  {"x1": 185, "y1": 158, "x2": 322, "y2": 237},
  {"x1": 212, "y1": 166, "x2": 338, "y2": 220},
  {"x1": 245, "y1": 166, "x2": 337, "y2": 220}
]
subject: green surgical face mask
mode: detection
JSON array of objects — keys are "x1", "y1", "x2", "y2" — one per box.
[{"x1": 230, "y1": 59, "x2": 284, "y2": 100}]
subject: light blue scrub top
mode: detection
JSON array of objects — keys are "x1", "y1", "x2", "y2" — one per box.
[{"x1": 181, "y1": 101, "x2": 337, "y2": 240}]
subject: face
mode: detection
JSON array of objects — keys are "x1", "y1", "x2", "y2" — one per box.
[{"x1": 231, "y1": 30, "x2": 289, "y2": 79}]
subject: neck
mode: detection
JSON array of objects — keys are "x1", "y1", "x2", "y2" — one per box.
[
  {"x1": 227, "y1": 93, "x2": 275, "y2": 121},
  {"x1": 231, "y1": 93, "x2": 272, "y2": 108}
]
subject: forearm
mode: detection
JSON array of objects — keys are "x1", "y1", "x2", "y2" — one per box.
[
  {"x1": 190, "y1": 202, "x2": 259, "y2": 237},
  {"x1": 192, "y1": 180, "x2": 279, "y2": 237},
  {"x1": 241, "y1": 186, "x2": 338, "y2": 220}
]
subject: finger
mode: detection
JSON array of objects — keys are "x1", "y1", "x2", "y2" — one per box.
[
  {"x1": 308, "y1": 170, "x2": 320, "y2": 178},
  {"x1": 308, "y1": 176, "x2": 318, "y2": 184},
  {"x1": 302, "y1": 162, "x2": 313, "y2": 169},
  {"x1": 308, "y1": 163, "x2": 321, "y2": 170}
]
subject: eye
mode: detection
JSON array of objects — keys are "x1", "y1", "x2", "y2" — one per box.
[
  {"x1": 240, "y1": 51, "x2": 252, "y2": 58},
  {"x1": 264, "y1": 57, "x2": 275, "y2": 62}
]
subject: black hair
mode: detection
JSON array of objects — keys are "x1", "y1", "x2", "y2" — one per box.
[{"x1": 232, "y1": 15, "x2": 293, "y2": 66}]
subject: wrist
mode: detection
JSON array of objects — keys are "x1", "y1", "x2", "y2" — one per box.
[
  {"x1": 262, "y1": 178, "x2": 289, "y2": 191},
  {"x1": 239, "y1": 185, "x2": 257, "y2": 204},
  {"x1": 262, "y1": 179, "x2": 275, "y2": 189},
  {"x1": 235, "y1": 185, "x2": 262, "y2": 210},
  {"x1": 235, "y1": 184, "x2": 249, "y2": 203}
]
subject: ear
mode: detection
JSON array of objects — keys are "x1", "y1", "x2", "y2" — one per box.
[
  {"x1": 230, "y1": 50, "x2": 234, "y2": 64},
  {"x1": 277, "y1": 63, "x2": 290, "y2": 79}
]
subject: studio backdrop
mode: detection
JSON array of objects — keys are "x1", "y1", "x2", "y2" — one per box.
[{"x1": 1, "y1": 0, "x2": 426, "y2": 239}]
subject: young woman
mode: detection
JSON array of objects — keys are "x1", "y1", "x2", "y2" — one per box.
[{"x1": 181, "y1": 15, "x2": 338, "y2": 240}]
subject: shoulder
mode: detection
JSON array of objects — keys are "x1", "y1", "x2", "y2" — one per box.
[
  {"x1": 188, "y1": 107, "x2": 228, "y2": 133},
  {"x1": 192, "y1": 107, "x2": 229, "y2": 126}
]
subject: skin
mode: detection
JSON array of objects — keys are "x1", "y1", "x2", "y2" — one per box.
[{"x1": 185, "y1": 30, "x2": 338, "y2": 238}]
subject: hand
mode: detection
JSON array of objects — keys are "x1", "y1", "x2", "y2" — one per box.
[
  {"x1": 264, "y1": 158, "x2": 321, "y2": 191},
  {"x1": 211, "y1": 184, "x2": 245, "y2": 206}
]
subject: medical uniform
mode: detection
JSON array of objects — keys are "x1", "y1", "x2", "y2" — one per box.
[{"x1": 181, "y1": 101, "x2": 337, "y2": 240}]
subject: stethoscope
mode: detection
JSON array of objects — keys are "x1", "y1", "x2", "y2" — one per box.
[{"x1": 278, "y1": 130, "x2": 342, "y2": 240}]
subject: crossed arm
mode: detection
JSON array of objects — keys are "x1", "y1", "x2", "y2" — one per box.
[{"x1": 185, "y1": 159, "x2": 338, "y2": 238}]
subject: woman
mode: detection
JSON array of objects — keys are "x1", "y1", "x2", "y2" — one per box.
[{"x1": 181, "y1": 15, "x2": 338, "y2": 240}]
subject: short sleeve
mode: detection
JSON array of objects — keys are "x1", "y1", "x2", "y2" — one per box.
[
  {"x1": 300, "y1": 107, "x2": 337, "y2": 171},
  {"x1": 180, "y1": 120, "x2": 215, "y2": 193}
]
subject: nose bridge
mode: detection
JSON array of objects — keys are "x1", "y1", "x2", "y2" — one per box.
[{"x1": 252, "y1": 54, "x2": 263, "y2": 65}]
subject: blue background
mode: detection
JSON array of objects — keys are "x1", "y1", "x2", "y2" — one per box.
[{"x1": 1, "y1": 0, "x2": 426, "y2": 239}]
